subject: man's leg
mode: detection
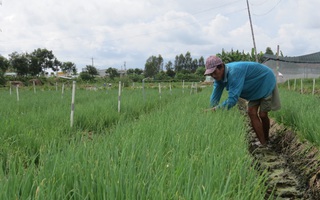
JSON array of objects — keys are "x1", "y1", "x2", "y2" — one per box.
[
  {"x1": 248, "y1": 105, "x2": 267, "y2": 145},
  {"x1": 259, "y1": 111, "x2": 270, "y2": 142}
]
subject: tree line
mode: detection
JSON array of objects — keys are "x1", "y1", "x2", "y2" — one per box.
[
  {"x1": 140, "y1": 47, "x2": 277, "y2": 82},
  {"x1": 0, "y1": 47, "x2": 277, "y2": 85}
]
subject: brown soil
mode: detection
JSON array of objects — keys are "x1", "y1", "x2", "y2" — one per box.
[
  {"x1": 236, "y1": 98, "x2": 320, "y2": 199},
  {"x1": 248, "y1": 119, "x2": 320, "y2": 199}
]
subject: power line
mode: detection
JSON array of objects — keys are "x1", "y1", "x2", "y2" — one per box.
[
  {"x1": 249, "y1": 0, "x2": 269, "y2": 6},
  {"x1": 252, "y1": 0, "x2": 282, "y2": 16}
]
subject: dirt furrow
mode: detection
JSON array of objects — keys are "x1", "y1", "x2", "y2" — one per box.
[{"x1": 248, "y1": 120, "x2": 320, "y2": 200}]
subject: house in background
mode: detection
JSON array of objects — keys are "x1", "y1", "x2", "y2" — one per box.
[
  {"x1": 4, "y1": 72, "x2": 17, "y2": 77},
  {"x1": 96, "y1": 69, "x2": 127, "y2": 77}
]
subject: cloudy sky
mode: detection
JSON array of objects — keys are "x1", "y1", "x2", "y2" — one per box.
[{"x1": 0, "y1": 0, "x2": 319, "y2": 72}]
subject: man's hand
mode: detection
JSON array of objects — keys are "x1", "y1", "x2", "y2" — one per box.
[{"x1": 204, "y1": 107, "x2": 216, "y2": 112}]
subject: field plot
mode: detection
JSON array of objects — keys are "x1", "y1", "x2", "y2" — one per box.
[
  {"x1": 271, "y1": 87, "x2": 320, "y2": 145},
  {"x1": 0, "y1": 86, "x2": 268, "y2": 199},
  {"x1": 0, "y1": 85, "x2": 186, "y2": 163}
]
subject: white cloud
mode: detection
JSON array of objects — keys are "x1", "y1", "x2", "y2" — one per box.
[{"x1": 0, "y1": 0, "x2": 319, "y2": 71}]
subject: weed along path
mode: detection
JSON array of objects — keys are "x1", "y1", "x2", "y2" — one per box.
[{"x1": 247, "y1": 119, "x2": 320, "y2": 199}]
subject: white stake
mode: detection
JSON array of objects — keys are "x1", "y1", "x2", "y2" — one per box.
[
  {"x1": 195, "y1": 83, "x2": 198, "y2": 93},
  {"x1": 9, "y1": 81, "x2": 12, "y2": 95},
  {"x1": 62, "y1": 83, "x2": 65, "y2": 98},
  {"x1": 312, "y1": 78, "x2": 315, "y2": 95},
  {"x1": 169, "y1": 83, "x2": 172, "y2": 95},
  {"x1": 142, "y1": 79, "x2": 146, "y2": 103},
  {"x1": 190, "y1": 82, "x2": 193, "y2": 94},
  {"x1": 33, "y1": 81, "x2": 36, "y2": 93},
  {"x1": 182, "y1": 80, "x2": 185, "y2": 93},
  {"x1": 300, "y1": 79, "x2": 303, "y2": 94},
  {"x1": 70, "y1": 81, "x2": 76, "y2": 127},
  {"x1": 159, "y1": 83, "x2": 161, "y2": 99},
  {"x1": 16, "y1": 85, "x2": 19, "y2": 101},
  {"x1": 118, "y1": 81, "x2": 121, "y2": 113}
]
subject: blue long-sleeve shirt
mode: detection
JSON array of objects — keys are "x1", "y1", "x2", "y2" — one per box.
[{"x1": 210, "y1": 61, "x2": 276, "y2": 109}]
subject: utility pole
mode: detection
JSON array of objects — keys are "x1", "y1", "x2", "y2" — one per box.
[
  {"x1": 246, "y1": 0, "x2": 258, "y2": 62},
  {"x1": 0, "y1": 1, "x2": 2, "y2": 32},
  {"x1": 276, "y1": 45, "x2": 280, "y2": 82},
  {"x1": 91, "y1": 57, "x2": 94, "y2": 67}
]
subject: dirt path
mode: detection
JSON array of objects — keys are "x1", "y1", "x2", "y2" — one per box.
[{"x1": 248, "y1": 119, "x2": 320, "y2": 200}]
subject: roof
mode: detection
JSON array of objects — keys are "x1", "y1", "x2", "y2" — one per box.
[{"x1": 263, "y1": 51, "x2": 320, "y2": 64}]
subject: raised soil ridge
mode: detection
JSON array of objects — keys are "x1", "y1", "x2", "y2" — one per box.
[{"x1": 248, "y1": 119, "x2": 320, "y2": 199}]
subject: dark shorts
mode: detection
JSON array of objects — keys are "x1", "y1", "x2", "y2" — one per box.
[
  {"x1": 247, "y1": 86, "x2": 281, "y2": 112},
  {"x1": 248, "y1": 95, "x2": 272, "y2": 112}
]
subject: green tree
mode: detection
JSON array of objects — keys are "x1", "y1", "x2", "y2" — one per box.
[
  {"x1": 174, "y1": 53, "x2": 201, "y2": 73},
  {"x1": 184, "y1": 51, "x2": 192, "y2": 71},
  {"x1": 174, "y1": 54, "x2": 185, "y2": 72},
  {"x1": 265, "y1": 47, "x2": 274, "y2": 55},
  {"x1": 28, "y1": 48, "x2": 60, "y2": 76},
  {"x1": 0, "y1": 55, "x2": 9, "y2": 73},
  {"x1": 165, "y1": 61, "x2": 173, "y2": 71},
  {"x1": 155, "y1": 71, "x2": 170, "y2": 81},
  {"x1": 127, "y1": 69, "x2": 135, "y2": 75},
  {"x1": 144, "y1": 59, "x2": 157, "y2": 78},
  {"x1": 128, "y1": 73, "x2": 143, "y2": 82},
  {"x1": 105, "y1": 67, "x2": 120, "y2": 80},
  {"x1": 79, "y1": 72, "x2": 93, "y2": 81},
  {"x1": 86, "y1": 65, "x2": 99, "y2": 77},
  {"x1": 217, "y1": 49, "x2": 232, "y2": 63},
  {"x1": 198, "y1": 56, "x2": 205, "y2": 67},
  {"x1": 251, "y1": 48, "x2": 265, "y2": 62},
  {"x1": 127, "y1": 68, "x2": 143, "y2": 75},
  {"x1": 144, "y1": 55, "x2": 163, "y2": 78},
  {"x1": 127, "y1": 68, "x2": 143, "y2": 82},
  {"x1": 157, "y1": 55, "x2": 164, "y2": 72},
  {"x1": 0, "y1": 55, "x2": 10, "y2": 86},
  {"x1": 165, "y1": 61, "x2": 175, "y2": 78},
  {"x1": 61, "y1": 62, "x2": 77, "y2": 75},
  {"x1": 191, "y1": 58, "x2": 198, "y2": 73},
  {"x1": 9, "y1": 52, "x2": 30, "y2": 76},
  {"x1": 217, "y1": 48, "x2": 263, "y2": 63},
  {"x1": 195, "y1": 66, "x2": 205, "y2": 77},
  {"x1": 134, "y1": 68, "x2": 143, "y2": 75}
]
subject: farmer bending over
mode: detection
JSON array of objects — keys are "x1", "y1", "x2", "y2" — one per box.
[{"x1": 204, "y1": 55, "x2": 281, "y2": 146}]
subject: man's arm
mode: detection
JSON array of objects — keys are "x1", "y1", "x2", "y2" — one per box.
[
  {"x1": 216, "y1": 71, "x2": 245, "y2": 109},
  {"x1": 210, "y1": 81, "x2": 224, "y2": 107}
]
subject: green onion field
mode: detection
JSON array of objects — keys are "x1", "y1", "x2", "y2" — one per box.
[{"x1": 0, "y1": 83, "x2": 269, "y2": 199}]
